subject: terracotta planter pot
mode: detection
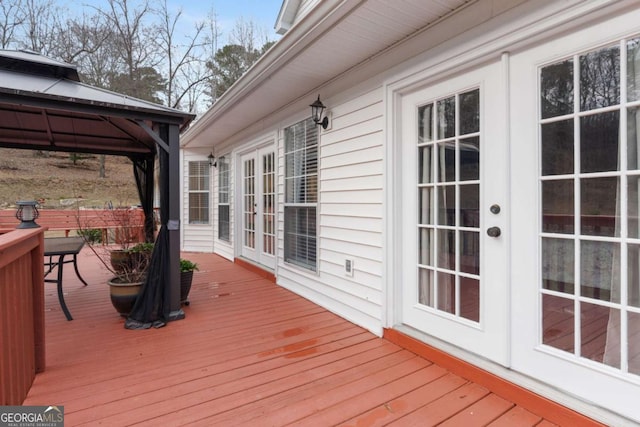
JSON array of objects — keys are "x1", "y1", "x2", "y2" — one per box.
[{"x1": 108, "y1": 276, "x2": 143, "y2": 317}]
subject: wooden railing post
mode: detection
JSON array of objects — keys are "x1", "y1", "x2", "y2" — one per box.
[{"x1": 0, "y1": 228, "x2": 46, "y2": 404}]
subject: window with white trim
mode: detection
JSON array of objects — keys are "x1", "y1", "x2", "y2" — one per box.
[
  {"x1": 284, "y1": 118, "x2": 318, "y2": 271},
  {"x1": 188, "y1": 161, "x2": 209, "y2": 224},
  {"x1": 218, "y1": 156, "x2": 230, "y2": 241}
]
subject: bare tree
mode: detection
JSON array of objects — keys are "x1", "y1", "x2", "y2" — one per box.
[
  {"x1": 95, "y1": 0, "x2": 162, "y2": 100},
  {"x1": 0, "y1": 0, "x2": 24, "y2": 49},
  {"x1": 203, "y1": 7, "x2": 222, "y2": 105},
  {"x1": 154, "y1": 0, "x2": 210, "y2": 111},
  {"x1": 20, "y1": 0, "x2": 61, "y2": 55}
]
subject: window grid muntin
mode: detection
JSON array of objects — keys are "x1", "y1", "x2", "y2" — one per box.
[
  {"x1": 417, "y1": 87, "x2": 481, "y2": 323},
  {"x1": 539, "y1": 37, "x2": 640, "y2": 375},
  {"x1": 188, "y1": 161, "x2": 209, "y2": 224}
]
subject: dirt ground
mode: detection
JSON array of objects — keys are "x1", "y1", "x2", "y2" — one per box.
[{"x1": 0, "y1": 148, "x2": 139, "y2": 210}]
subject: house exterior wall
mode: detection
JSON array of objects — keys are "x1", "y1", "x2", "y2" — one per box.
[
  {"x1": 180, "y1": 149, "x2": 214, "y2": 253},
  {"x1": 276, "y1": 88, "x2": 386, "y2": 334},
  {"x1": 180, "y1": 1, "x2": 640, "y2": 423}
]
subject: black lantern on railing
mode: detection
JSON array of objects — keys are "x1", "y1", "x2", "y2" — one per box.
[
  {"x1": 15, "y1": 200, "x2": 40, "y2": 229},
  {"x1": 310, "y1": 95, "x2": 329, "y2": 129}
]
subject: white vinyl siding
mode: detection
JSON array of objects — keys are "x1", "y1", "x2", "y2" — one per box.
[{"x1": 277, "y1": 88, "x2": 385, "y2": 335}]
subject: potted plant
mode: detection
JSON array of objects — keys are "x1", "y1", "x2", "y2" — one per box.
[
  {"x1": 76, "y1": 205, "x2": 151, "y2": 316},
  {"x1": 180, "y1": 258, "x2": 198, "y2": 306}
]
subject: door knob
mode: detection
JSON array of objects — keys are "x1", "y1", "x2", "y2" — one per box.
[{"x1": 487, "y1": 226, "x2": 501, "y2": 237}]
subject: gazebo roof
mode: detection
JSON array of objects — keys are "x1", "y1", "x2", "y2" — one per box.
[{"x1": 0, "y1": 49, "x2": 194, "y2": 156}]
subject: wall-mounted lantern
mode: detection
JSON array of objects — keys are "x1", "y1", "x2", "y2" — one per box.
[
  {"x1": 310, "y1": 95, "x2": 329, "y2": 129},
  {"x1": 207, "y1": 152, "x2": 217, "y2": 168}
]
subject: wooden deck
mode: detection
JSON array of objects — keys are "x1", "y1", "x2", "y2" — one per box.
[{"x1": 23, "y1": 249, "x2": 590, "y2": 426}]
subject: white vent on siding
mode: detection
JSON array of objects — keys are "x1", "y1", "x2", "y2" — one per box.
[{"x1": 345, "y1": 259, "x2": 354, "y2": 276}]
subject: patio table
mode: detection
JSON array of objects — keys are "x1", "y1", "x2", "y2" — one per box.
[{"x1": 44, "y1": 237, "x2": 88, "y2": 321}]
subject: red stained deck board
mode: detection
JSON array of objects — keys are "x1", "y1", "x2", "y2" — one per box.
[
  {"x1": 223, "y1": 355, "x2": 431, "y2": 427},
  {"x1": 291, "y1": 363, "x2": 449, "y2": 426},
  {"x1": 22, "y1": 250, "x2": 590, "y2": 426},
  {"x1": 439, "y1": 393, "x2": 515, "y2": 426},
  {"x1": 487, "y1": 405, "x2": 544, "y2": 426},
  {"x1": 133, "y1": 350, "x2": 418, "y2": 427},
  {"x1": 65, "y1": 334, "x2": 384, "y2": 425},
  {"x1": 388, "y1": 382, "x2": 491, "y2": 426},
  {"x1": 338, "y1": 373, "x2": 470, "y2": 427}
]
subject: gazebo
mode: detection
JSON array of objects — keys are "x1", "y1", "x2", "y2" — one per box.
[{"x1": 0, "y1": 49, "x2": 195, "y2": 325}]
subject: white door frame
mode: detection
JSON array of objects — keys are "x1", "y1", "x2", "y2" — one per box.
[
  {"x1": 509, "y1": 11, "x2": 640, "y2": 422},
  {"x1": 235, "y1": 140, "x2": 277, "y2": 270},
  {"x1": 388, "y1": 58, "x2": 510, "y2": 366}
]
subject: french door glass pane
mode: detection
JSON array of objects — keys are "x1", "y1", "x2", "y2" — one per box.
[
  {"x1": 459, "y1": 231, "x2": 479, "y2": 275},
  {"x1": 460, "y1": 278, "x2": 479, "y2": 322},
  {"x1": 579, "y1": 45, "x2": 620, "y2": 111},
  {"x1": 418, "y1": 227, "x2": 434, "y2": 266},
  {"x1": 437, "y1": 97, "x2": 456, "y2": 139},
  {"x1": 418, "y1": 146, "x2": 433, "y2": 183},
  {"x1": 437, "y1": 229, "x2": 455, "y2": 270},
  {"x1": 629, "y1": 107, "x2": 640, "y2": 170},
  {"x1": 438, "y1": 185, "x2": 455, "y2": 226},
  {"x1": 542, "y1": 294, "x2": 575, "y2": 353},
  {"x1": 541, "y1": 120, "x2": 574, "y2": 176},
  {"x1": 418, "y1": 268, "x2": 435, "y2": 307},
  {"x1": 581, "y1": 302, "x2": 618, "y2": 368},
  {"x1": 580, "y1": 112, "x2": 620, "y2": 173},
  {"x1": 459, "y1": 137, "x2": 479, "y2": 181},
  {"x1": 540, "y1": 58, "x2": 573, "y2": 119},
  {"x1": 460, "y1": 184, "x2": 479, "y2": 228},
  {"x1": 437, "y1": 271, "x2": 455, "y2": 314},
  {"x1": 580, "y1": 177, "x2": 619, "y2": 237},
  {"x1": 438, "y1": 141, "x2": 456, "y2": 182},
  {"x1": 459, "y1": 89, "x2": 480, "y2": 135},
  {"x1": 628, "y1": 244, "x2": 640, "y2": 308},
  {"x1": 542, "y1": 237, "x2": 574, "y2": 294},
  {"x1": 628, "y1": 38, "x2": 640, "y2": 102},
  {"x1": 419, "y1": 104, "x2": 434, "y2": 143},
  {"x1": 542, "y1": 180, "x2": 574, "y2": 234},
  {"x1": 580, "y1": 240, "x2": 619, "y2": 303},
  {"x1": 418, "y1": 187, "x2": 433, "y2": 224},
  {"x1": 629, "y1": 312, "x2": 640, "y2": 375}
]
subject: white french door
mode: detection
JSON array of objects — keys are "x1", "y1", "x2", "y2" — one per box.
[
  {"x1": 240, "y1": 146, "x2": 276, "y2": 269},
  {"x1": 510, "y1": 14, "x2": 640, "y2": 422},
  {"x1": 399, "y1": 60, "x2": 510, "y2": 365}
]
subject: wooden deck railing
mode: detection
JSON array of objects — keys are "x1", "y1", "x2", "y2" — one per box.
[
  {"x1": 0, "y1": 228, "x2": 46, "y2": 405},
  {"x1": 0, "y1": 208, "x2": 145, "y2": 244}
]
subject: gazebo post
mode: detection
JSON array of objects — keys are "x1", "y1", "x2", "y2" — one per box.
[{"x1": 166, "y1": 123, "x2": 184, "y2": 320}]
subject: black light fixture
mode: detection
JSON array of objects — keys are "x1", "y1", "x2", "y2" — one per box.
[
  {"x1": 15, "y1": 200, "x2": 40, "y2": 229},
  {"x1": 207, "y1": 152, "x2": 217, "y2": 168},
  {"x1": 310, "y1": 95, "x2": 329, "y2": 129}
]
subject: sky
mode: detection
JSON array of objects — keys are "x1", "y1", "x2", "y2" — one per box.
[
  {"x1": 66, "y1": 0, "x2": 284, "y2": 44},
  {"x1": 160, "y1": 0, "x2": 284, "y2": 43}
]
